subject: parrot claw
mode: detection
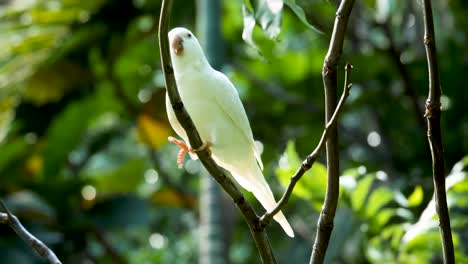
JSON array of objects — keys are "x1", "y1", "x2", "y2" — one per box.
[
  {"x1": 168, "y1": 136, "x2": 189, "y2": 168},
  {"x1": 167, "y1": 137, "x2": 212, "y2": 168}
]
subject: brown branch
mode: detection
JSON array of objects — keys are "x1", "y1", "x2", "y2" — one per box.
[
  {"x1": 259, "y1": 64, "x2": 352, "y2": 226},
  {"x1": 310, "y1": 1, "x2": 355, "y2": 263},
  {"x1": 0, "y1": 200, "x2": 62, "y2": 264},
  {"x1": 421, "y1": 1, "x2": 454, "y2": 263},
  {"x1": 158, "y1": 1, "x2": 276, "y2": 263}
]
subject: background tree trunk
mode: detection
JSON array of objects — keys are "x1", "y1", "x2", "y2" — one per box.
[{"x1": 197, "y1": 1, "x2": 230, "y2": 263}]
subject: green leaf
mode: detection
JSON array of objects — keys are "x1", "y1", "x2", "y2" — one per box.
[
  {"x1": 0, "y1": 137, "x2": 28, "y2": 172},
  {"x1": 42, "y1": 96, "x2": 99, "y2": 179},
  {"x1": 85, "y1": 159, "x2": 146, "y2": 194},
  {"x1": 285, "y1": 139, "x2": 301, "y2": 165},
  {"x1": 407, "y1": 185, "x2": 423, "y2": 207},
  {"x1": 404, "y1": 230, "x2": 442, "y2": 252},
  {"x1": 377, "y1": 224, "x2": 404, "y2": 249},
  {"x1": 241, "y1": 0, "x2": 284, "y2": 59},
  {"x1": 241, "y1": 4, "x2": 263, "y2": 57},
  {"x1": 365, "y1": 186, "x2": 394, "y2": 217},
  {"x1": 284, "y1": 0, "x2": 323, "y2": 34},
  {"x1": 276, "y1": 141, "x2": 327, "y2": 207},
  {"x1": 372, "y1": 208, "x2": 395, "y2": 230},
  {"x1": 21, "y1": 61, "x2": 91, "y2": 105},
  {"x1": 254, "y1": 0, "x2": 283, "y2": 39},
  {"x1": 351, "y1": 174, "x2": 374, "y2": 212},
  {"x1": 0, "y1": 96, "x2": 16, "y2": 143}
]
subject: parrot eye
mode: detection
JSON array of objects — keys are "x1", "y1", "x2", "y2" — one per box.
[{"x1": 187, "y1": 33, "x2": 192, "y2": 38}]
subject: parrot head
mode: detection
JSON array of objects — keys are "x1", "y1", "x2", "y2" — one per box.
[{"x1": 168, "y1": 27, "x2": 208, "y2": 70}]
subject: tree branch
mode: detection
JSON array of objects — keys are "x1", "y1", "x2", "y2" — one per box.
[
  {"x1": 0, "y1": 200, "x2": 62, "y2": 264},
  {"x1": 158, "y1": 1, "x2": 276, "y2": 263},
  {"x1": 259, "y1": 64, "x2": 352, "y2": 226},
  {"x1": 310, "y1": 0, "x2": 355, "y2": 263},
  {"x1": 421, "y1": 1, "x2": 454, "y2": 263}
]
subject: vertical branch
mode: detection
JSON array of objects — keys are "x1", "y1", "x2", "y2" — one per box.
[
  {"x1": 422, "y1": 1, "x2": 454, "y2": 263},
  {"x1": 259, "y1": 64, "x2": 352, "y2": 227},
  {"x1": 158, "y1": 1, "x2": 276, "y2": 263},
  {"x1": 310, "y1": 0, "x2": 355, "y2": 263}
]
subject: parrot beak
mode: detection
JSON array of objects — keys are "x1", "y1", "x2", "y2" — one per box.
[{"x1": 171, "y1": 35, "x2": 184, "y2": 55}]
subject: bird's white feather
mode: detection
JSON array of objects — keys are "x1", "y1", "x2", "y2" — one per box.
[{"x1": 165, "y1": 27, "x2": 293, "y2": 237}]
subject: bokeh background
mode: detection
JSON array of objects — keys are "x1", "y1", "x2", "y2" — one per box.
[{"x1": 0, "y1": 0, "x2": 467, "y2": 263}]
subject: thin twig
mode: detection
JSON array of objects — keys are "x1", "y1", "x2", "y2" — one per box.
[
  {"x1": 260, "y1": 64, "x2": 352, "y2": 226},
  {"x1": 158, "y1": 1, "x2": 276, "y2": 263},
  {"x1": 310, "y1": 1, "x2": 355, "y2": 263},
  {"x1": 421, "y1": 1, "x2": 454, "y2": 263},
  {"x1": 0, "y1": 200, "x2": 62, "y2": 264}
]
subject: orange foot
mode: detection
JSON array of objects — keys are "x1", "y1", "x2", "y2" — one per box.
[{"x1": 168, "y1": 137, "x2": 211, "y2": 168}]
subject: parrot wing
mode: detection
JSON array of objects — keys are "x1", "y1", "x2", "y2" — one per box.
[{"x1": 209, "y1": 70, "x2": 264, "y2": 170}]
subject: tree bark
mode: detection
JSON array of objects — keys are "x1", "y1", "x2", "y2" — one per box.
[
  {"x1": 421, "y1": 1, "x2": 454, "y2": 263},
  {"x1": 310, "y1": 0, "x2": 355, "y2": 263}
]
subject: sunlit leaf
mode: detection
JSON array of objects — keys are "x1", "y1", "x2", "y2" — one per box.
[
  {"x1": 137, "y1": 114, "x2": 171, "y2": 149},
  {"x1": 86, "y1": 159, "x2": 146, "y2": 194},
  {"x1": 404, "y1": 230, "x2": 442, "y2": 252},
  {"x1": 255, "y1": 0, "x2": 283, "y2": 39},
  {"x1": 241, "y1": 0, "x2": 284, "y2": 59},
  {"x1": 0, "y1": 96, "x2": 16, "y2": 143},
  {"x1": 377, "y1": 224, "x2": 404, "y2": 249},
  {"x1": 25, "y1": 154, "x2": 43, "y2": 175},
  {"x1": 365, "y1": 186, "x2": 393, "y2": 217},
  {"x1": 276, "y1": 141, "x2": 327, "y2": 206},
  {"x1": 242, "y1": 4, "x2": 263, "y2": 57},
  {"x1": 351, "y1": 174, "x2": 374, "y2": 212},
  {"x1": 407, "y1": 185, "x2": 423, "y2": 207},
  {"x1": 284, "y1": 0, "x2": 323, "y2": 33},
  {"x1": 372, "y1": 208, "x2": 395, "y2": 230},
  {"x1": 151, "y1": 189, "x2": 196, "y2": 208}
]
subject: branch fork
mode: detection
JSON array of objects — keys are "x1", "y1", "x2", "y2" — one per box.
[{"x1": 259, "y1": 64, "x2": 352, "y2": 228}]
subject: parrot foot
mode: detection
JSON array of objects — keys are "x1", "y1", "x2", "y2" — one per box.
[
  {"x1": 168, "y1": 136, "x2": 190, "y2": 168},
  {"x1": 167, "y1": 137, "x2": 212, "y2": 169}
]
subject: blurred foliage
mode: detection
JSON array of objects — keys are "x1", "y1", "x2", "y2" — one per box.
[{"x1": 0, "y1": 0, "x2": 467, "y2": 263}]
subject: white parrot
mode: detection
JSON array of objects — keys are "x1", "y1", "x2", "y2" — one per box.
[{"x1": 165, "y1": 27, "x2": 294, "y2": 237}]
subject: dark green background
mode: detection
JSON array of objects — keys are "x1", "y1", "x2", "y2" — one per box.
[{"x1": 0, "y1": 0, "x2": 467, "y2": 263}]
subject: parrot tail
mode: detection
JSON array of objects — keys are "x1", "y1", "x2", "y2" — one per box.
[
  {"x1": 255, "y1": 182, "x2": 295, "y2": 238},
  {"x1": 232, "y1": 165, "x2": 295, "y2": 238}
]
